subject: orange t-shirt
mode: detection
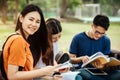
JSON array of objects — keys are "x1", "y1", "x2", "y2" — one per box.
[{"x1": 3, "y1": 34, "x2": 33, "y2": 75}]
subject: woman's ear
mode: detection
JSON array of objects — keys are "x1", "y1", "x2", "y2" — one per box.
[{"x1": 19, "y1": 15, "x2": 23, "y2": 23}]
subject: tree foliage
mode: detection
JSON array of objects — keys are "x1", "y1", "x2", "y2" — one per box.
[
  {"x1": 0, "y1": 0, "x2": 7, "y2": 24},
  {"x1": 68, "y1": 0, "x2": 81, "y2": 10},
  {"x1": 0, "y1": 0, "x2": 120, "y2": 24},
  {"x1": 100, "y1": 0, "x2": 120, "y2": 16}
]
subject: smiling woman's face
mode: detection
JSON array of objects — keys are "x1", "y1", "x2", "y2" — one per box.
[{"x1": 20, "y1": 11, "x2": 41, "y2": 38}]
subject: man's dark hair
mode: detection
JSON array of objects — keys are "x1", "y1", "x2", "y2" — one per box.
[{"x1": 93, "y1": 14, "x2": 110, "y2": 30}]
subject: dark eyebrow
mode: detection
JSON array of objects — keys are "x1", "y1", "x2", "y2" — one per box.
[{"x1": 30, "y1": 17, "x2": 40, "y2": 21}]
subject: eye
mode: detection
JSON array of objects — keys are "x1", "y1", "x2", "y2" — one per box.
[
  {"x1": 29, "y1": 18, "x2": 33, "y2": 21},
  {"x1": 36, "y1": 20, "x2": 40, "y2": 23}
]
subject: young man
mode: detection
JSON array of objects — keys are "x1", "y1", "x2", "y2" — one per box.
[
  {"x1": 69, "y1": 14, "x2": 120, "y2": 80},
  {"x1": 69, "y1": 14, "x2": 110, "y2": 68}
]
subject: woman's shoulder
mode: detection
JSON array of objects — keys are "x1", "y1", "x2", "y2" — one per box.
[
  {"x1": 5, "y1": 33, "x2": 25, "y2": 45},
  {"x1": 3, "y1": 33, "x2": 26, "y2": 50},
  {"x1": 8, "y1": 33, "x2": 23, "y2": 41}
]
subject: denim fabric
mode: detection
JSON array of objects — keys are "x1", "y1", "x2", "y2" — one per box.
[
  {"x1": 76, "y1": 75, "x2": 83, "y2": 80},
  {"x1": 61, "y1": 71, "x2": 83, "y2": 80},
  {"x1": 78, "y1": 69, "x2": 120, "y2": 80}
]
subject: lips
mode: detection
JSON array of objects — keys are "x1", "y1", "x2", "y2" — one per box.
[{"x1": 29, "y1": 26, "x2": 36, "y2": 31}]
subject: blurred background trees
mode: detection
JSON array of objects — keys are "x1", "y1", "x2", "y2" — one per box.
[
  {"x1": 0, "y1": 0, "x2": 120, "y2": 24},
  {"x1": 0, "y1": 0, "x2": 7, "y2": 24},
  {"x1": 0, "y1": 0, "x2": 120, "y2": 51}
]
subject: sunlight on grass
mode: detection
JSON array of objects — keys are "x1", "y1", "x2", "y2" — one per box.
[
  {"x1": 0, "y1": 22, "x2": 120, "y2": 52},
  {"x1": 59, "y1": 22, "x2": 90, "y2": 52},
  {"x1": 59, "y1": 22, "x2": 120, "y2": 53},
  {"x1": 107, "y1": 24, "x2": 120, "y2": 50},
  {"x1": 0, "y1": 24, "x2": 15, "y2": 50}
]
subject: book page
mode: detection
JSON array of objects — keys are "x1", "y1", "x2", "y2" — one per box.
[
  {"x1": 106, "y1": 57, "x2": 120, "y2": 66},
  {"x1": 90, "y1": 52, "x2": 104, "y2": 59},
  {"x1": 61, "y1": 71, "x2": 80, "y2": 80},
  {"x1": 81, "y1": 52, "x2": 109, "y2": 68}
]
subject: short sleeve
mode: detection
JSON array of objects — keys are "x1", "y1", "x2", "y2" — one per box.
[
  {"x1": 69, "y1": 34, "x2": 79, "y2": 54},
  {"x1": 8, "y1": 36, "x2": 26, "y2": 67}
]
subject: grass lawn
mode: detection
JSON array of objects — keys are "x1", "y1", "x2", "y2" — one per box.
[
  {"x1": 0, "y1": 22, "x2": 120, "y2": 53},
  {"x1": 0, "y1": 24, "x2": 14, "y2": 50},
  {"x1": 59, "y1": 22, "x2": 120, "y2": 53}
]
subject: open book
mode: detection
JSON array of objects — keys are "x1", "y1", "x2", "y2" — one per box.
[
  {"x1": 81, "y1": 52, "x2": 120, "y2": 68},
  {"x1": 55, "y1": 60, "x2": 72, "y2": 70}
]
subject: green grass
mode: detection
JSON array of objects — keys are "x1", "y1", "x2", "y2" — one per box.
[
  {"x1": 59, "y1": 22, "x2": 120, "y2": 53},
  {"x1": 59, "y1": 22, "x2": 90, "y2": 52},
  {"x1": 0, "y1": 24, "x2": 15, "y2": 50},
  {"x1": 0, "y1": 22, "x2": 120, "y2": 52}
]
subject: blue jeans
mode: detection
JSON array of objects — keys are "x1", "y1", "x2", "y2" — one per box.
[
  {"x1": 78, "y1": 69, "x2": 120, "y2": 80},
  {"x1": 61, "y1": 71, "x2": 83, "y2": 80},
  {"x1": 34, "y1": 73, "x2": 83, "y2": 80},
  {"x1": 76, "y1": 75, "x2": 83, "y2": 80}
]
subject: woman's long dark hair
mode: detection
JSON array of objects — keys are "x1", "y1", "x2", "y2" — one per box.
[{"x1": 15, "y1": 4, "x2": 54, "y2": 67}]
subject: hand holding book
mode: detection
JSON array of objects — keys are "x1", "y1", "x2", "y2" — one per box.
[
  {"x1": 82, "y1": 55, "x2": 90, "y2": 64},
  {"x1": 55, "y1": 60, "x2": 72, "y2": 72}
]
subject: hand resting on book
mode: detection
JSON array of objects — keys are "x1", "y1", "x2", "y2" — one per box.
[
  {"x1": 91, "y1": 59, "x2": 106, "y2": 69},
  {"x1": 82, "y1": 55, "x2": 90, "y2": 64}
]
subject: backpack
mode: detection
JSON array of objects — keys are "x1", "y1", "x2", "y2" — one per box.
[
  {"x1": 0, "y1": 50, "x2": 7, "y2": 80},
  {"x1": 0, "y1": 51, "x2": 4, "y2": 80}
]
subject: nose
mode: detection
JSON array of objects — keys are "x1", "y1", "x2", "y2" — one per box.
[
  {"x1": 54, "y1": 39, "x2": 58, "y2": 42},
  {"x1": 32, "y1": 21, "x2": 37, "y2": 26},
  {"x1": 98, "y1": 33, "x2": 103, "y2": 37}
]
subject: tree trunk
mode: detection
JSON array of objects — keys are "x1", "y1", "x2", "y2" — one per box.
[
  {"x1": 26, "y1": 0, "x2": 29, "y2": 4},
  {"x1": 1, "y1": 0, "x2": 7, "y2": 24},
  {"x1": 60, "y1": 0, "x2": 68, "y2": 18},
  {"x1": 14, "y1": 0, "x2": 19, "y2": 24}
]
